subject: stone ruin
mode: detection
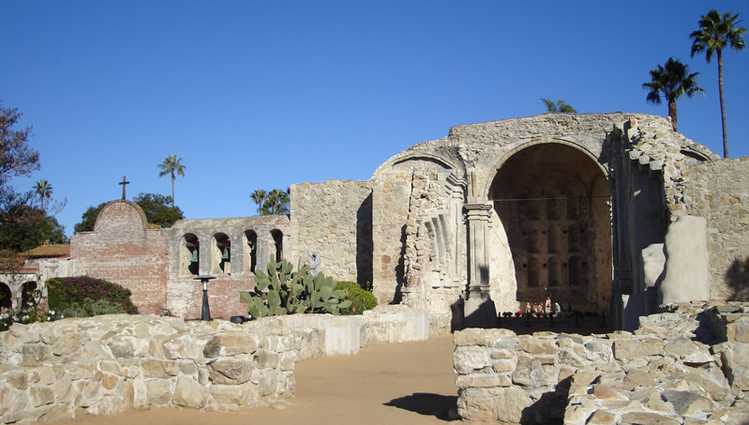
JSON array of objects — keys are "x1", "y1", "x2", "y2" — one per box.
[
  {"x1": 12, "y1": 112, "x2": 746, "y2": 332},
  {"x1": 453, "y1": 302, "x2": 749, "y2": 424}
]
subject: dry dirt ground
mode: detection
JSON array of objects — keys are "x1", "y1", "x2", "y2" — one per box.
[{"x1": 58, "y1": 335, "x2": 458, "y2": 425}]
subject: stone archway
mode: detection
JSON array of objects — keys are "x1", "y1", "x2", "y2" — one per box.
[
  {"x1": 488, "y1": 143, "x2": 612, "y2": 314},
  {"x1": 0, "y1": 282, "x2": 11, "y2": 310}
]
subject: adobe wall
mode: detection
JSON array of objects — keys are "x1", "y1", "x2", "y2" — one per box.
[
  {"x1": 71, "y1": 202, "x2": 168, "y2": 315},
  {"x1": 683, "y1": 157, "x2": 749, "y2": 301},
  {"x1": 289, "y1": 180, "x2": 372, "y2": 284}
]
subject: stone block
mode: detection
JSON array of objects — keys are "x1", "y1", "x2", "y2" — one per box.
[
  {"x1": 456, "y1": 373, "x2": 511, "y2": 388},
  {"x1": 454, "y1": 346, "x2": 491, "y2": 374},
  {"x1": 22, "y1": 344, "x2": 51, "y2": 366},
  {"x1": 173, "y1": 376, "x2": 207, "y2": 409},
  {"x1": 660, "y1": 215, "x2": 710, "y2": 305},
  {"x1": 208, "y1": 359, "x2": 253, "y2": 385},
  {"x1": 142, "y1": 359, "x2": 179, "y2": 379},
  {"x1": 202, "y1": 333, "x2": 258, "y2": 358},
  {"x1": 620, "y1": 411, "x2": 681, "y2": 425},
  {"x1": 454, "y1": 328, "x2": 516, "y2": 347},
  {"x1": 518, "y1": 335, "x2": 557, "y2": 355},
  {"x1": 613, "y1": 337, "x2": 664, "y2": 361}
]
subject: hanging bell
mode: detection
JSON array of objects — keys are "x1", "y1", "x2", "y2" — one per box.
[
  {"x1": 190, "y1": 249, "x2": 199, "y2": 263},
  {"x1": 222, "y1": 247, "x2": 230, "y2": 260}
]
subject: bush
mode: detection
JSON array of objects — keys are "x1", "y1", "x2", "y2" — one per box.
[
  {"x1": 47, "y1": 276, "x2": 138, "y2": 317},
  {"x1": 335, "y1": 281, "x2": 377, "y2": 315}
]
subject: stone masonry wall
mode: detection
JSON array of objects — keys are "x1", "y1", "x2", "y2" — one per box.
[
  {"x1": 683, "y1": 158, "x2": 749, "y2": 301},
  {"x1": 0, "y1": 315, "x2": 303, "y2": 424},
  {"x1": 454, "y1": 303, "x2": 749, "y2": 425},
  {"x1": 289, "y1": 180, "x2": 372, "y2": 284},
  {"x1": 71, "y1": 201, "x2": 168, "y2": 315}
]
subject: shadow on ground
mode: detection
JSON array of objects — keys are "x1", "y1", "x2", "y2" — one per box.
[{"x1": 384, "y1": 393, "x2": 457, "y2": 421}]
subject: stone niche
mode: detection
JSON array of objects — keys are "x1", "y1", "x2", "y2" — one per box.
[{"x1": 489, "y1": 143, "x2": 612, "y2": 313}]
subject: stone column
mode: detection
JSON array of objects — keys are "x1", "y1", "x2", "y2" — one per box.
[{"x1": 463, "y1": 203, "x2": 496, "y2": 327}]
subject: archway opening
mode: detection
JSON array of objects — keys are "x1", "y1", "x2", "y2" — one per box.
[
  {"x1": 181, "y1": 234, "x2": 200, "y2": 276},
  {"x1": 489, "y1": 143, "x2": 612, "y2": 317},
  {"x1": 244, "y1": 230, "x2": 258, "y2": 273},
  {"x1": 271, "y1": 229, "x2": 283, "y2": 262},
  {"x1": 212, "y1": 233, "x2": 231, "y2": 274},
  {"x1": 21, "y1": 281, "x2": 37, "y2": 310},
  {"x1": 0, "y1": 283, "x2": 11, "y2": 310}
]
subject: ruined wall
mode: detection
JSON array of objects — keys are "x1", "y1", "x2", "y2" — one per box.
[
  {"x1": 167, "y1": 216, "x2": 290, "y2": 319},
  {"x1": 683, "y1": 157, "x2": 749, "y2": 301},
  {"x1": 71, "y1": 202, "x2": 168, "y2": 315},
  {"x1": 454, "y1": 303, "x2": 749, "y2": 425},
  {"x1": 289, "y1": 180, "x2": 372, "y2": 284}
]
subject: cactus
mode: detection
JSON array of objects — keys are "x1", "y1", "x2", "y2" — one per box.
[{"x1": 246, "y1": 259, "x2": 352, "y2": 319}]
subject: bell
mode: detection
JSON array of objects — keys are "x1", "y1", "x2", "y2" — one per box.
[
  {"x1": 190, "y1": 250, "x2": 198, "y2": 263},
  {"x1": 222, "y1": 247, "x2": 230, "y2": 260}
]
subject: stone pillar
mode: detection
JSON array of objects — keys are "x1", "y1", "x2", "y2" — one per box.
[{"x1": 463, "y1": 203, "x2": 496, "y2": 327}]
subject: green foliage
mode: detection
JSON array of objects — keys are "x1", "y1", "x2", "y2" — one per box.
[
  {"x1": 47, "y1": 276, "x2": 138, "y2": 316},
  {"x1": 541, "y1": 98, "x2": 576, "y2": 113},
  {"x1": 0, "y1": 200, "x2": 66, "y2": 252},
  {"x1": 74, "y1": 192, "x2": 184, "y2": 233},
  {"x1": 246, "y1": 260, "x2": 352, "y2": 319},
  {"x1": 335, "y1": 281, "x2": 377, "y2": 315},
  {"x1": 250, "y1": 188, "x2": 290, "y2": 215}
]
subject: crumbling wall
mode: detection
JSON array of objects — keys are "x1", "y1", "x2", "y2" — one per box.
[
  {"x1": 289, "y1": 180, "x2": 372, "y2": 284},
  {"x1": 71, "y1": 201, "x2": 168, "y2": 315},
  {"x1": 453, "y1": 303, "x2": 749, "y2": 424},
  {"x1": 683, "y1": 158, "x2": 749, "y2": 301}
]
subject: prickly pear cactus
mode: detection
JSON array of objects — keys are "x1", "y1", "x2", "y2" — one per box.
[{"x1": 246, "y1": 259, "x2": 352, "y2": 319}]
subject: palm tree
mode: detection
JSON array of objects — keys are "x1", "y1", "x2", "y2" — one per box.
[
  {"x1": 690, "y1": 10, "x2": 746, "y2": 158},
  {"x1": 250, "y1": 189, "x2": 268, "y2": 215},
  {"x1": 541, "y1": 98, "x2": 576, "y2": 113},
  {"x1": 265, "y1": 189, "x2": 290, "y2": 215},
  {"x1": 642, "y1": 58, "x2": 702, "y2": 132},
  {"x1": 158, "y1": 155, "x2": 186, "y2": 206},
  {"x1": 34, "y1": 179, "x2": 53, "y2": 211}
]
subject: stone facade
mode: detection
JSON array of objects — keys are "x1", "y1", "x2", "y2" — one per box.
[
  {"x1": 29, "y1": 113, "x2": 748, "y2": 330},
  {"x1": 453, "y1": 302, "x2": 749, "y2": 424},
  {"x1": 683, "y1": 158, "x2": 749, "y2": 301}
]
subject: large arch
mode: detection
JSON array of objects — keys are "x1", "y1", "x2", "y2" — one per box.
[
  {"x1": 0, "y1": 282, "x2": 11, "y2": 310},
  {"x1": 488, "y1": 142, "x2": 612, "y2": 314}
]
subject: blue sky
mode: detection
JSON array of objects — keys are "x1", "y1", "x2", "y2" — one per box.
[{"x1": 3, "y1": 1, "x2": 748, "y2": 236}]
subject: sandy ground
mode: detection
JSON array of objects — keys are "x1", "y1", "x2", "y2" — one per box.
[{"x1": 58, "y1": 335, "x2": 457, "y2": 425}]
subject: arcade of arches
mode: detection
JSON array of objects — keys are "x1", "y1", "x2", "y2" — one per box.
[{"x1": 489, "y1": 144, "x2": 612, "y2": 313}]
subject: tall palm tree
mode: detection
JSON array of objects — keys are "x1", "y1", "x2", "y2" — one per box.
[
  {"x1": 158, "y1": 155, "x2": 186, "y2": 206},
  {"x1": 690, "y1": 10, "x2": 746, "y2": 158},
  {"x1": 250, "y1": 189, "x2": 268, "y2": 215},
  {"x1": 265, "y1": 189, "x2": 290, "y2": 215},
  {"x1": 541, "y1": 98, "x2": 576, "y2": 113},
  {"x1": 642, "y1": 58, "x2": 703, "y2": 132},
  {"x1": 34, "y1": 179, "x2": 53, "y2": 211}
]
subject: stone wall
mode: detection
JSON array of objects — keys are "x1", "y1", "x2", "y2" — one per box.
[
  {"x1": 0, "y1": 315, "x2": 300, "y2": 423},
  {"x1": 683, "y1": 158, "x2": 749, "y2": 301},
  {"x1": 453, "y1": 303, "x2": 749, "y2": 424},
  {"x1": 71, "y1": 201, "x2": 169, "y2": 315},
  {"x1": 0, "y1": 305, "x2": 430, "y2": 424},
  {"x1": 289, "y1": 180, "x2": 372, "y2": 284}
]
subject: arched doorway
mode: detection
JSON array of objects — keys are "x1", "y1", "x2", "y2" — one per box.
[
  {"x1": 488, "y1": 143, "x2": 612, "y2": 315},
  {"x1": 21, "y1": 281, "x2": 37, "y2": 310},
  {"x1": 181, "y1": 233, "x2": 200, "y2": 276},
  {"x1": 0, "y1": 282, "x2": 11, "y2": 310}
]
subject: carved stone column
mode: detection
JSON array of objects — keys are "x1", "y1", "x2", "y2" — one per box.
[{"x1": 463, "y1": 203, "x2": 495, "y2": 327}]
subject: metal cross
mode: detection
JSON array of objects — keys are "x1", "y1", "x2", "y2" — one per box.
[{"x1": 118, "y1": 176, "x2": 130, "y2": 201}]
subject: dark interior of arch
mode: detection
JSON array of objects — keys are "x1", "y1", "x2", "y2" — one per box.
[{"x1": 489, "y1": 143, "x2": 612, "y2": 313}]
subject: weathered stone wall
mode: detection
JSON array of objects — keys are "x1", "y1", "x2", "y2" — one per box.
[
  {"x1": 289, "y1": 180, "x2": 372, "y2": 284},
  {"x1": 683, "y1": 158, "x2": 749, "y2": 301},
  {"x1": 167, "y1": 215, "x2": 290, "y2": 319},
  {"x1": 0, "y1": 315, "x2": 301, "y2": 423},
  {"x1": 453, "y1": 303, "x2": 749, "y2": 424},
  {"x1": 71, "y1": 202, "x2": 169, "y2": 315}
]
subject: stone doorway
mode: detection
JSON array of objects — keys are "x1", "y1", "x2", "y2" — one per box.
[{"x1": 488, "y1": 143, "x2": 612, "y2": 315}]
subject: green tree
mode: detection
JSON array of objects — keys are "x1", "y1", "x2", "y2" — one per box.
[
  {"x1": 157, "y1": 155, "x2": 186, "y2": 206},
  {"x1": 251, "y1": 188, "x2": 289, "y2": 215},
  {"x1": 642, "y1": 58, "x2": 703, "y2": 132},
  {"x1": 0, "y1": 104, "x2": 39, "y2": 194},
  {"x1": 0, "y1": 199, "x2": 66, "y2": 252},
  {"x1": 74, "y1": 193, "x2": 184, "y2": 233},
  {"x1": 541, "y1": 98, "x2": 576, "y2": 113},
  {"x1": 690, "y1": 10, "x2": 746, "y2": 158},
  {"x1": 34, "y1": 179, "x2": 53, "y2": 211}
]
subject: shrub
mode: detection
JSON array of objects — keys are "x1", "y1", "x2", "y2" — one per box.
[
  {"x1": 47, "y1": 276, "x2": 138, "y2": 316},
  {"x1": 335, "y1": 281, "x2": 377, "y2": 315}
]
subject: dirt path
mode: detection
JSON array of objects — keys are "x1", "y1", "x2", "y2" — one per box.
[{"x1": 59, "y1": 336, "x2": 457, "y2": 425}]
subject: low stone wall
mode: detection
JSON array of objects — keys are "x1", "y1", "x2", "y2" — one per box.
[
  {"x1": 0, "y1": 305, "x2": 430, "y2": 424},
  {"x1": 454, "y1": 303, "x2": 749, "y2": 425}
]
